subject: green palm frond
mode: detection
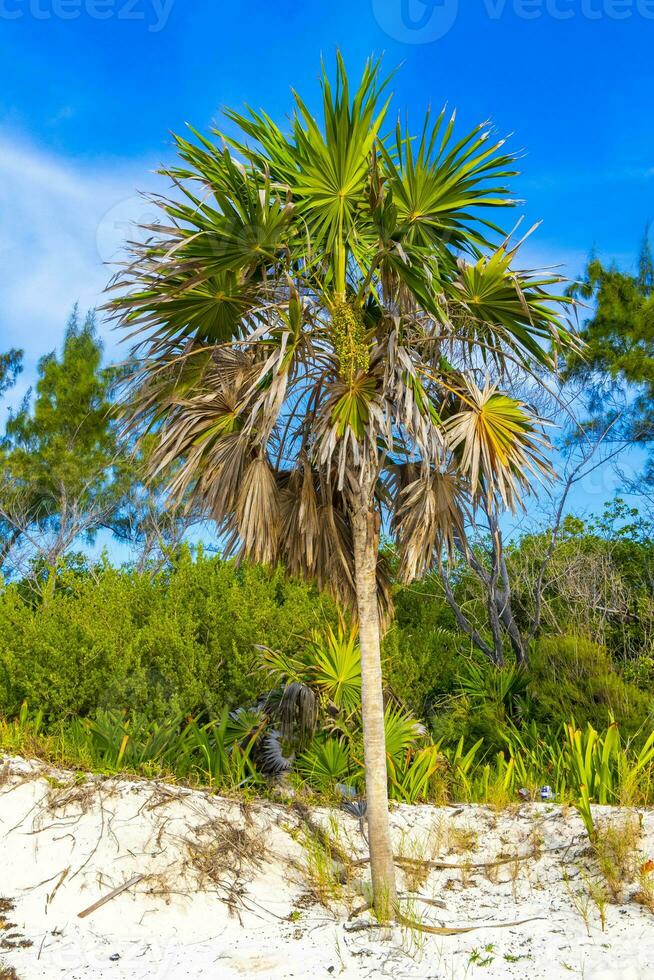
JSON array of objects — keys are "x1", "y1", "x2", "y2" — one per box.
[
  {"x1": 306, "y1": 622, "x2": 362, "y2": 712},
  {"x1": 296, "y1": 737, "x2": 353, "y2": 790},
  {"x1": 447, "y1": 247, "x2": 577, "y2": 369},
  {"x1": 223, "y1": 54, "x2": 391, "y2": 289},
  {"x1": 383, "y1": 702, "x2": 426, "y2": 765},
  {"x1": 382, "y1": 107, "x2": 520, "y2": 252},
  {"x1": 225, "y1": 707, "x2": 268, "y2": 747},
  {"x1": 258, "y1": 621, "x2": 361, "y2": 715},
  {"x1": 330, "y1": 375, "x2": 378, "y2": 439},
  {"x1": 444, "y1": 379, "x2": 555, "y2": 509}
]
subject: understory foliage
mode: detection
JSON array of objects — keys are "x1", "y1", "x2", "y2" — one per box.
[
  {"x1": 3, "y1": 673, "x2": 654, "y2": 818},
  {"x1": 0, "y1": 549, "x2": 337, "y2": 721},
  {"x1": 0, "y1": 552, "x2": 653, "y2": 815},
  {"x1": 1, "y1": 541, "x2": 651, "y2": 734}
]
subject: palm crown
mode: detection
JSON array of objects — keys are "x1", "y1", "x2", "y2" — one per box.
[{"x1": 109, "y1": 56, "x2": 575, "y2": 610}]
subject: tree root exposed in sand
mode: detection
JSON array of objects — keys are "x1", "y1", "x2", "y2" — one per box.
[
  {"x1": 349, "y1": 900, "x2": 543, "y2": 936},
  {"x1": 394, "y1": 911, "x2": 543, "y2": 936},
  {"x1": 352, "y1": 845, "x2": 566, "y2": 872}
]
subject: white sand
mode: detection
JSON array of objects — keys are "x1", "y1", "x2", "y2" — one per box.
[{"x1": 1, "y1": 756, "x2": 653, "y2": 979}]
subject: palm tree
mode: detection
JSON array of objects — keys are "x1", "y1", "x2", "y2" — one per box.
[{"x1": 108, "y1": 55, "x2": 577, "y2": 917}]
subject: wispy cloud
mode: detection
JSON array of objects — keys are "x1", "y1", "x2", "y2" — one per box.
[
  {"x1": 0, "y1": 134, "x2": 160, "y2": 401},
  {"x1": 1, "y1": 133, "x2": 640, "y2": 410}
]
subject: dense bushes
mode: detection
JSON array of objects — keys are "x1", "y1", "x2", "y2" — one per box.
[
  {"x1": 4, "y1": 652, "x2": 654, "y2": 819},
  {"x1": 0, "y1": 550, "x2": 336, "y2": 721},
  {"x1": 382, "y1": 571, "x2": 463, "y2": 716},
  {"x1": 527, "y1": 635, "x2": 653, "y2": 739},
  {"x1": 1, "y1": 551, "x2": 651, "y2": 753},
  {"x1": 424, "y1": 637, "x2": 653, "y2": 753},
  {"x1": 3, "y1": 548, "x2": 654, "y2": 824}
]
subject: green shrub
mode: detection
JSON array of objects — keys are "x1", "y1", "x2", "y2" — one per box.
[
  {"x1": 527, "y1": 635, "x2": 653, "y2": 739},
  {"x1": 383, "y1": 624, "x2": 463, "y2": 717},
  {"x1": 1, "y1": 551, "x2": 651, "y2": 775},
  {"x1": 0, "y1": 702, "x2": 263, "y2": 789},
  {"x1": 0, "y1": 551, "x2": 336, "y2": 722},
  {"x1": 441, "y1": 718, "x2": 654, "y2": 822},
  {"x1": 383, "y1": 574, "x2": 464, "y2": 716},
  {"x1": 421, "y1": 635, "x2": 653, "y2": 754}
]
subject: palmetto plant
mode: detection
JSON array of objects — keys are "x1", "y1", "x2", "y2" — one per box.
[
  {"x1": 109, "y1": 54, "x2": 577, "y2": 915},
  {"x1": 459, "y1": 659, "x2": 529, "y2": 719},
  {"x1": 296, "y1": 736, "x2": 353, "y2": 791},
  {"x1": 258, "y1": 624, "x2": 441, "y2": 803},
  {"x1": 259, "y1": 621, "x2": 362, "y2": 719}
]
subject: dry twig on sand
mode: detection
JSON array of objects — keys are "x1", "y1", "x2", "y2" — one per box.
[{"x1": 77, "y1": 875, "x2": 144, "y2": 919}]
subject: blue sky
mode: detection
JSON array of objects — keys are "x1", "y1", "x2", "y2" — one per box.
[{"x1": 1, "y1": 0, "x2": 653, "y2": 521}]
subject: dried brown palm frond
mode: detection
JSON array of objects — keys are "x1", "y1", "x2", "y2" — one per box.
[
  {"x1": 171, "y1": 431, "x2": 254, "y2": 524},
  {"x1": 391, "y1": 463, "x2": 467, "y2": 582},
  {"x1": 235, "y1": 456, "x2": 280, "y2": 565},
  {"x1": 276, "y1": 682, "x2": 319, "y2": 745},
  {"x1": 257, "y1": 730, "x2": 294, "y2": 775},
  {"x1": 277, "y1": 462, "x2": 393, "y2": 617},
  {"x1": 278, "y1": 461, "x2": 320, "y2": 570}
]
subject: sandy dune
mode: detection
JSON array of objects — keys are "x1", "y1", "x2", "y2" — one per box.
[{"x1": 1, "y1": 756, "x2": 653, "y2": 979}]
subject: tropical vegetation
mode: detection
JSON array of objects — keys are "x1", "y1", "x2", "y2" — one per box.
[
  {"x1": 105, "y1": 55, "x2": 577, "y2": 913},
  {"x1": 0, "y1": 55, "x2": 652, "y2": 922}
]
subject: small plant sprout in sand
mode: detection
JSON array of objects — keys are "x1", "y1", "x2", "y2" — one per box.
[
  {"x1": 563, "y1": 870, "x2": 594, "y2": 937},
  {"x1": 468, "y1": 943, "x2": 495, "y2": 967},
  {"x1": 585, "y1": 875, "x2": 609, "y2": 933},
  {"x1": 398, "y1": 897, "x2": 429, "y2": 960},
  {"x1": 298, "y1": 817, "x2": 352, "y2": 910},
  {"x1": 592, "y1": 813, "x2": 642, "y2": 903},
  {"x1": 509, "y1": 856, "x2": 523, "y2": 902},
  {"x1": 447, "y1": 825, "x2": 478, "y2": 856},
  {"x1": 562, "y1": 814, "x2": 644, "y2": 935},
  {"x1": 397, "y1": 831, "x2": 435, "y2": 893}
]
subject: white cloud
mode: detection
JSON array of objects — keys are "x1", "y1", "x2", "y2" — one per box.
[
  {"x1": 0, "y1": 134, "x2": 161, "y2": 402},
  {"x1": 0, "y1": 134, "x2": 628, "y2": 407}
]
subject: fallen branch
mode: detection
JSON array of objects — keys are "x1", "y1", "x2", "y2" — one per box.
[{"x1": 347, "y1": 904, "x2": 543, "y2": 936}]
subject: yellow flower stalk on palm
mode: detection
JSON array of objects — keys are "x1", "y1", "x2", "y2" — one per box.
[{"x1": 330, "y1": 299, "x2": 370, "y2": 385}]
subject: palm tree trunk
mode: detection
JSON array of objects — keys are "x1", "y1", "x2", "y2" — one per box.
[{"x1": 351, "y1": 492, "x2": 398, "y2": 919}]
